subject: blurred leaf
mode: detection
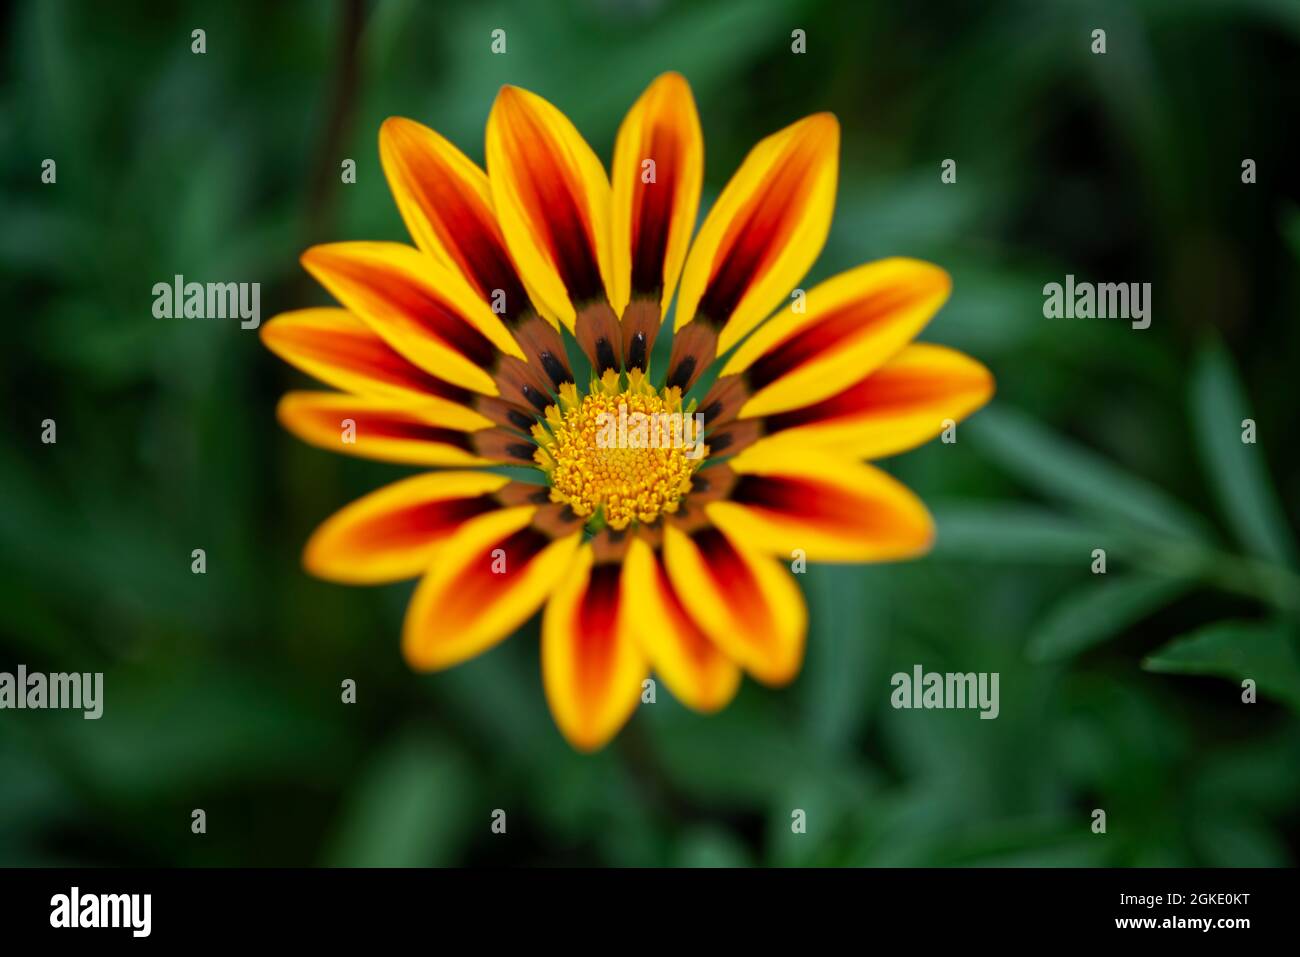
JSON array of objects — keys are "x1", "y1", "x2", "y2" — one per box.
[
  {"x1": 1143, "y1": 619, "x2": 1300, "y2": 710},
  {"x1": 1192, "y1": 731, "x2": 1300, "y2": 814},
  {"x1": 931, "y1": 502, "x2": 1119, "y2": 563},
  {"x1": 841, "y1": 788, "x2": 955, "y2": 866},
  {"x1": 1057, "y1": 676, "x2": 1190, "y2": 815},
  {"x1": 829, "y1": 177, "x2": 993, "y2": 268},
  {"x1": 937, "y1": 817, "x2": 1112, "y2": 867},
  {"x1": 1190, "y1": 342, "x2": 1296, "y2": 567},
  {"x1": 324, "y1": 732, "x2": 472, "y2": 867},
  {"x1": 650, "y1": 695, "x2": 869, "y2": 808},
  {"x1": 672, "y1": 826, "x2": 752, "y2": 867},
  {"x1": 44, "y1": 666, "x2": 352, "y2": 803},
  {"x1": 969, "y1": 407, "x2": 1209, "y2": 542},
  {"x1": 1192, "y1": 816, "x2": 1288, "y2": 867},
  {"x1": 1151, "y1": 0, "x2": 1300, "y2": 38},
  {"x1": 0, "y1": 739, "x2": 75, "y2": 852},
  {"x1": 800, "y1": 564, "x2": 882, "y2": 752},
  {"x1": 922, "y1": 258, "x2": 1051, "y2": 355},
  {"x1": 1026, "y1": 574, "x2": 1193, "y2": 662}
]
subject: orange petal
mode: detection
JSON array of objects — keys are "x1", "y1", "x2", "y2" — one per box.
[
  {"x1": 378, "y1": 118, "x2": 576, "y2": 389},
  {"x1": 662, "y1": 522, "x2": 806, "y2": 685},
  {"x1": 706, "y1": 445, "x2": 934, "y2": 563},
  {"x1": 276, "y1": 391, "x2": 494, "y2": 466},
  {"x1": 610, "y1": 72, "x2": 703, "y2": 318},
  {"x1": 301, "y1": 241, "x2": 524, "y2": 395},
  {"x1": 486, "y1": 85, "x2": 614, "y2": 333},
  {"x1": 541, "y1": 545, "x2": 647, "y2": 751},
  {"x1": 261, "y1": 309, "x2": 556, "y2": 437},
  {"x1": 303, "y1": 472, "x2": 511, "y2": 584},
  {"x1": 674, "y1": 113, "x2": 839, "y2": 354},
  {"x1": 379, "y1": 117, "x2": 534, "y2": 323},
  {"x1": 261, "y1": 308, "x2": 470, "y2": 404},
  {"x1": 721, "y1": 258, "x2": 951, "y2": 418},
  {"x1": 622, "y1": 537, "x2": 740, "y2": 713},
  {"x1": 403, "y1": 505, "x2": 582, "y2": 670},
  {"x1": 754, "y1": 343, "x2": 994, "y2": 459}
]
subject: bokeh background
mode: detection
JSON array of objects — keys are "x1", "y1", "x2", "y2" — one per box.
[{"x1": 2, "y1": 0, "x2": 1298, "y2": 867}]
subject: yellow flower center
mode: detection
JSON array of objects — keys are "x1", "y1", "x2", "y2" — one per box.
[{"x1": 534, "y1": 370, "x2": 706, "y2": 531}]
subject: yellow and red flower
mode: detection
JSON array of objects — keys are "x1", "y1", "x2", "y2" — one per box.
[{"x1": 262, "y1": 73, "x2": 994, "y2": 751}]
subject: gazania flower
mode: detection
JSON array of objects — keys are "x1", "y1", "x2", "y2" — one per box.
[{"x1": 262, "y1": 73, "x2": 993, "y2": 751}]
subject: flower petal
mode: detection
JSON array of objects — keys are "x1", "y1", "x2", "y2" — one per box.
[
  {"x1": 662, "y1": 522, "x2": 806, "y2": 685},
  {"x1": 303, "y1": 471, "x2": 511, "y2": 584},
  {"x1": 465, "y1": 427, "x2": 546, "y2": 468},
  {"x1": 750, "y1": 343, "x2": 994, "y2": 458},
  {"x1": 611, "y1": 72, "x2": 703, "y2": 366},
  {"x1": 379, "y1": 117, "x2": 576, "y2": 389},
  {"x1": 668, "y1": 112, "x2": 839, "y2": 390},
  {"x1": 261, "y1": 308, "x2": 556, "y2": 436},
  {"x1": 719, "y1": 258, "x2": 951, "y2": 418},
  {"x1": 486, "y1": 86, "x2": 615, "y2": 332},
  {"x1": 706, "y1": 445, "x2": 934, "y2": 562},
  {"x1": 276, "y1": 391, "x2": 494, "y2": 466},
  {"x1": 301, "y1": 241, "x2": 525, "y2": 395},
  {"x1": 403, "y1": 504, "x2": 583, "y2": 670},
  {"x1": 261, "y1": 308, "x2": 470, "y2": 404},
  {"x1": 622, "y1": 537, "x2": 740, "y2": 712},
  {"x1": 542, "y1": 544, "x2": 647, "y2": 751},
  {"x1": 379, "y1": 117, "x2": 530, "y2": 317}
]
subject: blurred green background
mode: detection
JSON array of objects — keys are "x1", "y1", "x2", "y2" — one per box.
[{"x1": 2, "y1": 0, "x2": 1299, "y2": 867}]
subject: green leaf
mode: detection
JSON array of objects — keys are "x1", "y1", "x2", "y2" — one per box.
[
  {"x1": 1143, "y1": 620, "x2": 1300, "y2": 711},
  {"x1": 1026, "y1": 575, "x2": 1193, "y2": 662},
  {"x1": 672, "y1": 826, "x2": 753, "y2": 867},
  {"x1": 1190, "y1": 342, "x2": 1296, "y2": 566},
  {"x1": 1192, "y1": 817, "x2": 1288, "y2": 868},
  {"x1": 930, "y1": 502, "x2": 1122, "y2": 563},
  {"x1": 324, "y1": 733, "x2": 472, "y2": 867},
  {"x1": 969, "y1": 407, "x2": 1208, "y2": 543},
  {"x1": 801, "y1": 564, "x2": 882, "y2": 752}
]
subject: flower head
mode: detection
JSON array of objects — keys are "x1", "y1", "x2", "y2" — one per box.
[{"x1": 262, "y1": 73, "x2": 994, "y2": 751}]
